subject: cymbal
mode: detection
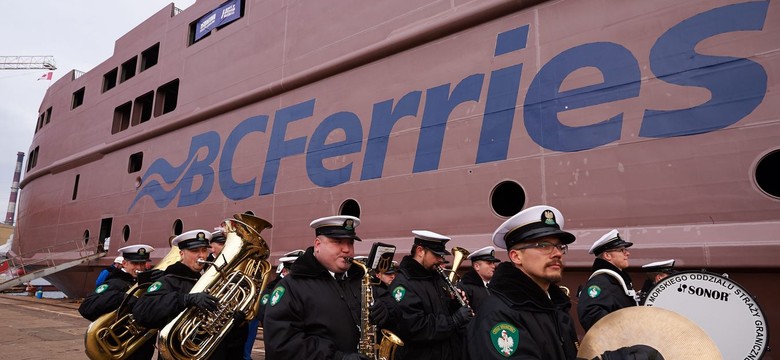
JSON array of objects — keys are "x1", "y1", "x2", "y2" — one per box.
[{"x1": 577, "y1": 307, "x2": 721, "y2": 359}]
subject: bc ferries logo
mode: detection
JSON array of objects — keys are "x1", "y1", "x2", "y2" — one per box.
[{"x1": 130, "y1": 1, "x2": 769, "y2": 211}]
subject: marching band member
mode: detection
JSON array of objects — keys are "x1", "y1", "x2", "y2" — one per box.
[
  {"x1": 457, "y1": 246, "x2": 500, "y2": 313},
  {"x1": 465, "y1": 205, "x2": 578, "y2": 359},
  {"x1": 134, "y1": 230, "x2": 245, "y2": 360},
  {"x1": 263, "y1": 216, "x2": 367, "y2": 360},
  {"x1": 250, "y1": 249, "x2": 303, "y2": 359},
  {"x1": 577, "y1": 229, "x2": 637, "y2": 332},
  {"x1": 79, "y1": 244, "x2": 155, "y2": 360},
  {"x1": 386, "y1": 230, "x2": 470, "y2": 360},
  {"x1": 638, "y1": 259, "x2": 675, "y2": 304}
]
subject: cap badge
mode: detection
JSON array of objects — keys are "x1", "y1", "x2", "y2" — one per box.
[
  {"x1": 587, "y1": 285, "x2": 602, "y2": 298},
  {"x1": 95, "y1": 284, "x2": 109, "y2": 294},
  {"x1": 270, "y1": 286, "x2": 286, "y2": 306},
  {"x1": 490, "y1": 322, "x2": 519, "y2": 357},
  {"x1": 542, "y1": 210, "x2": 556, "y2": 225},
  {"x1": 392, "y1": 286, "x2": 406, "y2": 302},
  {"x1": 138, "y1": 248, "x2": 146, "y2": 255},
  {"x1": 196, "y1": 232, "x2": 206, "y2": 240},
  {"x1": 343, "y1": 219, "x2": 354, "y2": 231}
]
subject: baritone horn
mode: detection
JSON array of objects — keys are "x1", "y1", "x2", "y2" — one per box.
[
  {"x1": 157, "y1": 214, "x2": 272, "y2": 360},
  {"x1": 84, "y1": 245, "x2": 181, "y2": 360}
]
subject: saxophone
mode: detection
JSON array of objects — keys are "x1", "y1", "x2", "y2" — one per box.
[
  {"x1": 351, "y1": 258, "x2": 404, "y2": 360},
  {"x1": 84, "y1": 246, "x2": 181, "y2": 360},
  {"x1": 157, "y1": 213, "x2": 272, "y2": 360}
]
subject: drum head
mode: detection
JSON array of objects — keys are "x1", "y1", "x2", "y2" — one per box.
[
  {"x1": 643, "y1": 271, "x2": 768, "y2": 359},
  {"x1": 578, "y1": 307, "x2": 721, "y2": 359}
]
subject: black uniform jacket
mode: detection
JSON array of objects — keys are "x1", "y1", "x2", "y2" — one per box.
[
  {"x1": 79, "y1": 269, "x2": 136, "y2": 321},
  {"x1": 132, "y1": 261, "x2": 200, "y2": 329},
  {"x1": 466, "y1": 262, "x2": 578, "y2": 360},
  {"x1": 387, "y1": 255, "x2": 464, "y2": 360},
  {"x1": 257, "y1": 275, "x2": 281, "y2": 327},
  {"x1": 457, "y1": 269, "x2": 490, "y2": 313},
  {"x1": 577, "y1": 258, "x2": 637, "y2": 332},
  {"x1": 263, "y1": 247, "x2": 364, "y2": 360}
]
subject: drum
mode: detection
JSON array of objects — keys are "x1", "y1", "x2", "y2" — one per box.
[{"x1": 642, "y1": 271, "x2": 768, "y2": 359}]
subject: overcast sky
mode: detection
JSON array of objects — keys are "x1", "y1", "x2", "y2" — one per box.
[{"x1": 0, "y1": 1, "x2": 196, "y2": 225}]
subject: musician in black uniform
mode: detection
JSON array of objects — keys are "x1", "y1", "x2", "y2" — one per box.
[
  {"x1": 263, "y1": 216, "x2": 368, "y2": 360},
  {"x1": 79, "y1": 244, "x2": 156, "y2": 360},
  {"x1": 457, "y1": 246, "x2": 500, "y2": 313},
  {"x1": 133, "y1": 229, "x2": 242, "y2": 360},
  {"x1": 386, "y1": 230, "x2": 471, "y2": 360},
  {"x1": 466, "y1": 205, "x2": 579, "y2": 359},
  {"x1": 638, "y1": 259, "x2": 675, "y2": 304},
  {"x1": 258, "y1": 249, "x2": 303, "y2": 327},
  {"x1": 206, "y1": 228, "x2": 227, "y2": 264},
  {"x1": 577, "y1": 229, "x2": 638, "y2": 332}
]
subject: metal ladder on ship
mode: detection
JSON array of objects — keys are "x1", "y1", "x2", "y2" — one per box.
[{"x1": 0, "y1": 238, "x2": 106, "y2": 292}]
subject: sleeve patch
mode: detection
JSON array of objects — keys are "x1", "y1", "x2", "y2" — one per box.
[
  {"x1": 490, "y1": 322, "x2": 519, "y2": 357},
  {"x1": 147, "y1": 281, "x2": 163, "y2": 292},
  {"x1": 587, "y1": 285, "x2": 602, "y2": 298},
  {"x1": 95, "y1": 284, "x2": 109, "y2": 294},
  {"x1": 392, "y1": 286, "x2": 406, "y2": 302},
  {"x1": 270, "y1": 286, "x2": 285, "y2": 306}
]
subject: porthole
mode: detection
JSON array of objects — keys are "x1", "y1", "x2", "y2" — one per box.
[
  {"x1": 755, "y1": 150, "x2": 780, "y2": 198},
  {"x1": 490, "y1": 181, "x2": 526, "y2": 217},
  {"x1": 340, "y1": 199, "x2": 361, "y2": 218},
  {"x1": 172, "y1": 219, "x2": 183, "y2": 236},
  {"x1": 122, "y1": 225, "x2": 131, "y2": 242},
  {"x1": 83, "y1": 229, "x2": 90, "y2": 245}
]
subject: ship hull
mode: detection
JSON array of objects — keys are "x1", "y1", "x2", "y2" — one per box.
[{"x1": 14, "y1": 0, "x2": 780, "y2": 356}]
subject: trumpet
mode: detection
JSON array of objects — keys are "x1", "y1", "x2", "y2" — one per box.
[{"x1": 436, "y1": 246, "x2": 472, "y2": 314}]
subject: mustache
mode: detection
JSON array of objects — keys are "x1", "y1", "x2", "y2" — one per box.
[{"x1": 546, "y1": 260, "x2": 564, "y2": 267}]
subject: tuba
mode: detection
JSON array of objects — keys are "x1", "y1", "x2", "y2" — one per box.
[
  {"x1": 157, "y1": 214, "x2": 272, "y2": 360},
  {"x1": 351, "y1": 258, "x2": 404, "y2": 360},
  {"x1": 84, "y1": 246, "x2": 181, "y2": 360}
]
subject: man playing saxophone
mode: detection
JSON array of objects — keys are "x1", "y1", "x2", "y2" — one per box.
[
  {"x1": 80, "y1": 244, "x2": 156, "y2": 360},
  {"x1": 263, "y1": 215, "x2": 368, "y2": 360},
  {"x1": 385, "y1": 230, "x2": 472, "y2": 360},
  {"x1": 133, "y1": 230, "x2": 243, "y2": 359}
]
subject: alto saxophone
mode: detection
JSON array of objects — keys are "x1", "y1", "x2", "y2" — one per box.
[
  {"x1": 351, "y1": 258, "x2": 404, "y2": 360},
  {"x1": 84, "y1": 246, "x2": 181, "y2": 360},
  {"x1": 157, "y1": 214, "x2": 272, "y2": 360}
]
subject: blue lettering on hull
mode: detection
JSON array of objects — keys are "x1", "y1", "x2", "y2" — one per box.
[{"x1": 129, "y1": 1, "x2": 769, "y2": 211}]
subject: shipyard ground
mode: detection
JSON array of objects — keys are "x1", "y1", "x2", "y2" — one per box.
[{"x1": 0, "y1": 294, "x2": 266, "y2": 359}]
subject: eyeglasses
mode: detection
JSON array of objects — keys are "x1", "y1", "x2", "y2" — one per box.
[
  {"x1": 516, "y1": 242, "x2": 568, "y2": 255},
  {"x1": 607, "y1": 248, "x2": 629, "y2": 255}
]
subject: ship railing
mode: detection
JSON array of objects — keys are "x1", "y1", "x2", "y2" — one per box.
[{"x1": 0, "y1": 237, "x2": 101, "y2": 282}]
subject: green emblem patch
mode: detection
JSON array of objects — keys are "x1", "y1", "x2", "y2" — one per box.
[
  {"x1": 490, "y1": 322, "x2": 519, "y2": 357},
  {"x1": 261, "y1": 294, "x2": 270, "y2": 305},
  {"x1": 587, "y1": 285, "x2": 601, "y2": 298},
  {"x1": 392, "y1": 286, "x2": 406, "y2": 302},
  {"x1": 95, "y1": 284, "x2": 109, "y2": 294},
  {"x1": 270, "y1": 286, "x2": 285, "y2": 306},
  {"x1": 147, "y1": 281, "x2": 162, "y2": 293}
]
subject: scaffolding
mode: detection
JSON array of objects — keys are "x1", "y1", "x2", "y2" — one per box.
[{"x1": 0, "y1": 56, "x2": 57, "y2": 70}]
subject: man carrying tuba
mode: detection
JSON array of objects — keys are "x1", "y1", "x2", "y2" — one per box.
[
  {"x1": 133, "y1": 230, "x2": 244, "y2": 359},
  {"x1": 263, "y1": 215, "x2": 368, "y2": 360},
  {"x1": 80, "y1": 244, "x2": 156, "y2": 360}
]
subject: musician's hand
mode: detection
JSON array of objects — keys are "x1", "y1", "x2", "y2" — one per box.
[
  {"x1": 232, "y1": 309, "x2": 247, "y2": 323},
  {"x1": 185, "y1": 293, "x2": 219, "y2": 312},
  {"x1": 456, "y1": 288, "x2": 471, "y2": 306},
  {"x1": 369, "y1": 301, "x2": 389, "y2": 327},
  {"x1": 338, "y1": 352, "x2": 370, "y2": 360},
  {"x1": 598, "y1": 344, "x2": 664, "y2": 360},
  {"x1": 451, "y1": 305, "x2": 473, "y2": 327}
]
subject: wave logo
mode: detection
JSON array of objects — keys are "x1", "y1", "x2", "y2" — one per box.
[{"x1": 129, "y1": 132, "x2": 220, "y2": 211}]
